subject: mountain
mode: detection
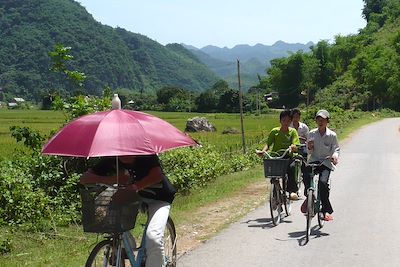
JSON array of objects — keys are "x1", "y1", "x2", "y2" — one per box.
[
  {"x1": 0, "y1": 0, "x2": 219, "y2": 101},
  {"x1": 182, "y1": 41, "x2": 312, "y2": 90}
]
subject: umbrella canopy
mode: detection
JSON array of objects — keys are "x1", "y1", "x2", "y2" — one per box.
[{"x1": 41, "y1": 109, "x2": 197, "y2": 157}]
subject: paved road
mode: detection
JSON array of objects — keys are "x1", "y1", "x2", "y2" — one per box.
[{"x1": 179, "y1": 118, "x2": 400, "y2": 267}]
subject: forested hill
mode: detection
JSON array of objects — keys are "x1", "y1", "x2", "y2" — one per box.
[
  {"x1": 255, "y1": 0, "x2": 400, "y2": 111},
  {"x1": 0, "y1": 0, "x2": 219, "y2": 101}
]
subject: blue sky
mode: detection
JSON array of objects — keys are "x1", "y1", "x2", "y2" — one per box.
[{"x1": 77, "y1": 0, "x2": 367, "y2": 49}]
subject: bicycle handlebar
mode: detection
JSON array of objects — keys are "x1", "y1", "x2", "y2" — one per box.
[
  {"x1": 80, "y1": 183, "x2": 128, "y2": 190},
  {"x1": 256, "y1": 143, "x2": 308, "y2": 159},
  {"x1": 256, "y1": 147, "x2": 291, "y2": 159}
]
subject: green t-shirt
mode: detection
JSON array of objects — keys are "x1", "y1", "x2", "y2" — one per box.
[{"x1": 266, "y1": 127, "x2": 300, "y2": 153}]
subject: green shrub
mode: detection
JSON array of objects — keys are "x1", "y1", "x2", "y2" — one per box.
[
  {"x1": 161, "y1": 144, "x2": 261, "y2": 192},
  {"x1": 0, "y1": 160, "x2": 51, "y2": 226},
  {"x1": 161, "y1": 145, "x2": 229, "y2": 191}
]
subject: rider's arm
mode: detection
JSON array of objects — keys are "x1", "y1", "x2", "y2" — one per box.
[
  {"x1": 129, "y1": 166, "x2": 163, "y2": 192},
  {"x1": 79, "y1": 157, "x2": 130, "y2": 185},
  {"x1": 261, "y1": 144, "x2": 269, "y2": 153},
  {"x1": 257, "y1": 128, "x2": 275, "y2": 156},
  {"x1": 80, "y1": 169, "x2": 130, "y2": 185},
  {"x1": 290, "y1": 128, "x2": 301, "y2": 152},
  {"x1": 331, "y1": 134, "x2": 340, "y2": 165}
]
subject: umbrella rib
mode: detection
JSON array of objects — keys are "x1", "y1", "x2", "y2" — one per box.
[{"x1": 124, "y1": 111, "x2": 156, "y2": 152}]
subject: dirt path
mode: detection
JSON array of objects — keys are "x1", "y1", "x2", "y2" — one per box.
[{"x1": 175, "y1": 181, "x2": 268, "y2": 258}]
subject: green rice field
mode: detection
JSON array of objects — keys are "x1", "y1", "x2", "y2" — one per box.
[{"x1": 0, "y1": 109, "x2": 280, "y2": 159}]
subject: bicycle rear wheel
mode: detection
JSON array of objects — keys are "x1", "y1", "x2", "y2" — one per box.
[
  {"x1": 305, "y1": 190, "x2": 314, "y2": 242},
  {"x1": 294, "y1": 160, "x2": 302, "y2": 195},
  {"x1": 85, "y1": 239, "x2": 124, "y2": 267},
  {"x1": 164, "y1": 217, "x2": 177, "y2": 267},
  {"x1": 269, "y1": 180, "x2": 282, "y2": 226}
]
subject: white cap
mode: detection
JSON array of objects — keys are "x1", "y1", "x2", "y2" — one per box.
[{"x1": 315, "y1": 109, "x2": 330, "y2": 119}]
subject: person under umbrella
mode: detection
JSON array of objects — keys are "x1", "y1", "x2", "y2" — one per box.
[
  {"x1": 42, "y1": 109, "x2": 198, "y2": 267},
  {"x1": 80, "y1": 154, "x2": 174, "y2": 267}
]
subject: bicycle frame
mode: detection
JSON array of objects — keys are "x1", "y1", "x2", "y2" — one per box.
[
  {"x1": 306, "y1": 165, "x2": 322, "y2": 217},
  {"x1": 82, "y1": 182, "x2": 178, "y2": 267},
  {"x1": 260, "y1": 147, "x2": 293, "y2": 225},
  {"x1": 307, "y1": 157, "x2": 333, "y2": 217}
]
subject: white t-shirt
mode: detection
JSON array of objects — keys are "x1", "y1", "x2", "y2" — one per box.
[
  {"x1": 290, "y1": 122, "x2": 309, "y2": 143},
  {"x1": 307, "y1": 127, "x2": 340, "y2": 170}
]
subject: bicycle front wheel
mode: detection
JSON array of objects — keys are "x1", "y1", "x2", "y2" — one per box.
[
  {"x1": 269, "y1": 180, "x2": 282, "y2": 226},
  {"x1": 306, "y1": 190, "x2": 314, "y2": 242},
  {"x1": 85, "y1": 239, "x2": 124, "y2": 267},
  {"x1": 164, "y1": 217, "x2": 177, "y2": 267},
  {"x1": 317, "y1": 201, "x2": 325, "y2": 228}
]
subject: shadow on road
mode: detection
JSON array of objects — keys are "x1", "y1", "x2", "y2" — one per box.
[
  {"x1": 288, "y1": 226, "x2": 329, "y2": 246},
  {"x1": 243, "y1": 216, "x2": 293, "y2": 229}
]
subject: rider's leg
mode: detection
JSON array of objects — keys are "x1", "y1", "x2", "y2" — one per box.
[
  {"x1": 143, "y1": 198, "x2": 171, "y2": 267},
  {"x1": 318, "y1": 166, "x2": 333, "y2": 214},
  {"x1": 302, "y1": 165, "x2": 312, "y2": 196},
  {"x1": 300, "y1": 165, "x2": 312, "y2": 213},
  {"x1": 286, "y1": 162, "x2": 299, "y2": 195}
]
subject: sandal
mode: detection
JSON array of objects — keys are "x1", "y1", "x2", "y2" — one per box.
[
  {"x1": 300, "y1": 200, "x2": 307, "y2": 213},
  {"x1": 322, "y1": 214, "x2": 334, "y2": 221}
]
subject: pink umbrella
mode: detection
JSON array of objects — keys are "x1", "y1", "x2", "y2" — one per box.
[{"x1": 41, "y1": 109, "x2": 197, "y2": 157}]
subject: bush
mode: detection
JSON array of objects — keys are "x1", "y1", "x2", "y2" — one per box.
[
  {"x1": 160, "y1": 145, "x2": 229, "y2": 191},
  {"x1": 160, "y1": 144, "x2": 261, "y2": 192},
  {"x1": 0, "y1": 160, "x2": 52, "y2": 227}
]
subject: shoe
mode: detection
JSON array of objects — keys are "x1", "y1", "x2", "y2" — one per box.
[
  {"x1": 300, "y1": 199, "x2": 307, "y2": 213},
  {"x1": 322, "y1": 214, "x2": 333, "y2": 221},
  {"x1": 289, "y1": 192, "x2": 299, "y2": 200}
]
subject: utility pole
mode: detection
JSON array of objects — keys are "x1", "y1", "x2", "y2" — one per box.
[{"x1": 237, "y1": 59, "x2": 246, "y2": 154}]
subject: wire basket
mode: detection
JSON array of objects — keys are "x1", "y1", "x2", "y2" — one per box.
[
  {"x1": 263, "y1": 158, "x2": 290, "y2": 178},
  {"x1": 80, "y1": 185, "x2": 141, "y2": 233}
]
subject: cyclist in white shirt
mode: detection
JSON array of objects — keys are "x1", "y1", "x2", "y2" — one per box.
[
  {"x1": 290, "y1": 108, "x2": 309, "y2": 147},
  {"x1": 290, "y1": 108, "x2": 309, "y2": 198},
  {"x1": 301, "y1": 109, "x2": 340, "y2": 221}
]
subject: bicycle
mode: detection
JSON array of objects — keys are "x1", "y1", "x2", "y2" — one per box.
[
  {"x1": 80, "y1": 184, "x2": 177, "y2": 267},
  {"x1": 304, "y1": 159, "x2": 332, "y2": 242},
  {"x1": 258, "y1": 147, "x2": 293, "y2": 226},
  {"x1": 292, "y1": 144, "x2": 306, "y2": 196}
]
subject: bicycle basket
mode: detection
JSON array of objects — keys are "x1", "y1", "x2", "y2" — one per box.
[
  {"x1": 263, "y1": 158, "x2": 290, "y2": 178},
  {"x1": 80, "y1": 185, "x2": 141, "y2": 233}
]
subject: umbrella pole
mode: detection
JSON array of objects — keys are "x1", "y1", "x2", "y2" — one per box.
[{"x1": 116, "y1": 156, "x2": 119, "y2": 185}]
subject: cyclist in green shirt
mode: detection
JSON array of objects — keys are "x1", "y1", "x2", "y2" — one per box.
[{"x1": 257, "y1": 109, "x2": 301, "y2": 200}]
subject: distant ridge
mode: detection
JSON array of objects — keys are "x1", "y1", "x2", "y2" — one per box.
[
  {"x1": 0, "y1": 0, "x2": 219, "y2": 100},
  {"x1": 182, "y1": 41, "x2": 313, "y2": 89}
]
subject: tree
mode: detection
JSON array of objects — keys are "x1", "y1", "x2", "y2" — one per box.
[
  {"x1": 48, "y1": 44, "x2": 86, "y2": 90},
  {"x1": 211, "y1": 80, "x2": 230, "y2": 97},
  {"x1": 312, "y1": 41, "x2": 335, "y2": 90},
  {"x1": 267, "y1": 52, "x2": 304, "y2": 108},
  {"x1": 217, "y1": 89, "x2": 240, "y2": 113},
  {"x1": 156, "y1": 86, "x2": 188, "y2": 105},
  {"x1": 362, "y1": 0, "x2": 386, "y2": 22},
  {"x1": 300, "y1": 53, "x2": 319, "y2": 105},
  {"x1": 331, "y1": 35, "x2": 361, "y2": 75},
  {"x1": 195, "y1": 90, "x2": 218, "y2": 112}
]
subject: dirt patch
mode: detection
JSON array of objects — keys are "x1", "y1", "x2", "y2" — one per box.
[{"x1": 175, "y1": 181, "x2": 268, "y2": 258}]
